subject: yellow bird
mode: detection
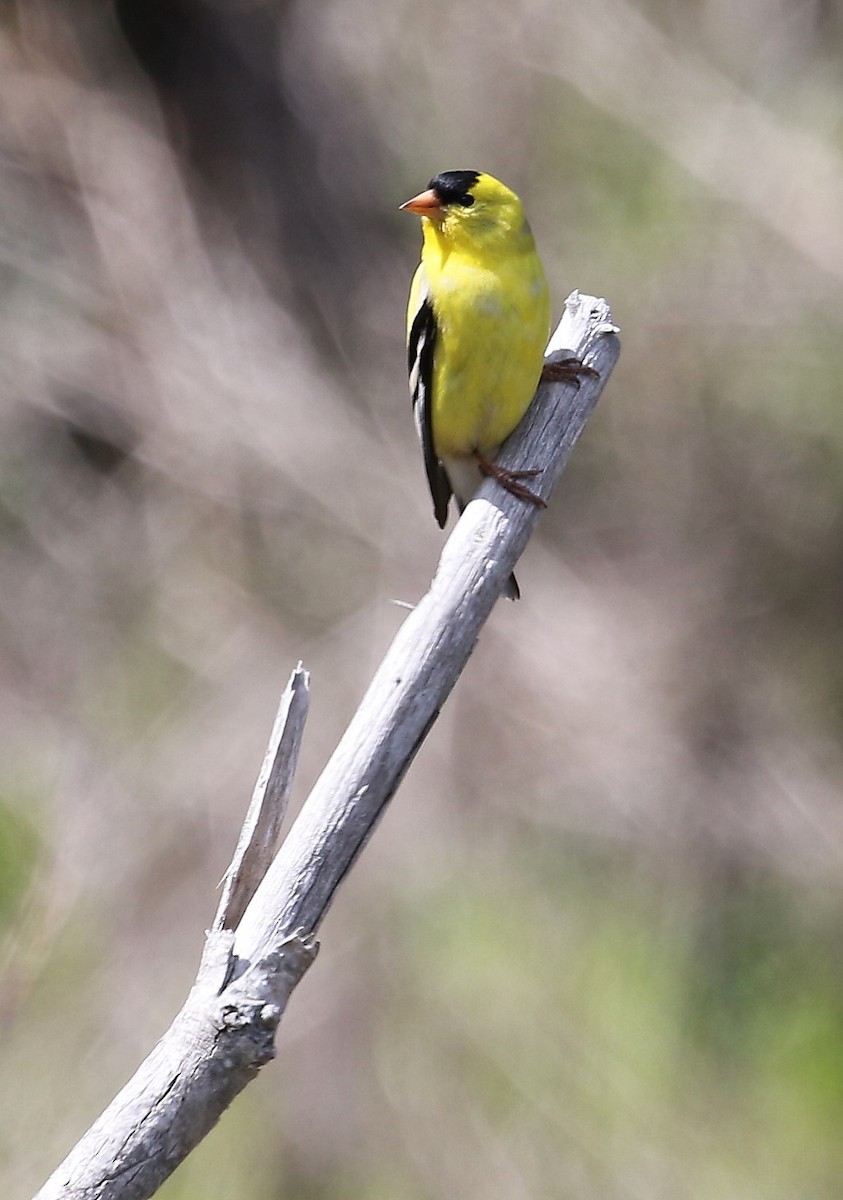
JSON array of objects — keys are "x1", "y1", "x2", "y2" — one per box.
[{"x1": 400, "y1": 170, "x2": 553, "y2": 600}]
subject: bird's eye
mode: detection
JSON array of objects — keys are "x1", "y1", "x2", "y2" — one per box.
[{"x1": 458, "y1": 194, "x2": 475, "y2": 207}]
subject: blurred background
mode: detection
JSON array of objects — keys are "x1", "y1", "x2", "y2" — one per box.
[{"x1": 3, "y1": 1, "x2": 843, "y2": 1196}]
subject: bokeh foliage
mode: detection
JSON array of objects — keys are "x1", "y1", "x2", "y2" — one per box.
[{"x1": 3, "y1": 1, "x2": 843, "y2": 1196}]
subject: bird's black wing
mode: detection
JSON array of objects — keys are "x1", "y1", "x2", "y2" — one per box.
[{"x1": 407, "y1": 276, "x2": 451, "y2": 528}]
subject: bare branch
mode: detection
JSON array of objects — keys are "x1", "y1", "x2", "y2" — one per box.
[
  {"x1": 213, "y1": 664, "x2": 310, "y2": 932},
  {"x1": 33, "y1": 292, "x2": 619, "y2": 1200},
  {"x1": 35, "y1": 929, "x2": 317, "y2": 1200},
  {"x1": 232, "y1": 291, "x2": 619, "y2": 969}
]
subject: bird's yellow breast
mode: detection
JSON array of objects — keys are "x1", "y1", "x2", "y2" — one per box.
[{"x1": 425, "y1": 244, "x2": 549, "y2": 460}]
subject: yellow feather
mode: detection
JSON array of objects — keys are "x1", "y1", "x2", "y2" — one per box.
[
  {"x1": 402, "y1": 171, "x2": 551, "y2": 598},
  {"x1": 405, "y1": 173, "x2": 548, "y2": 490}
]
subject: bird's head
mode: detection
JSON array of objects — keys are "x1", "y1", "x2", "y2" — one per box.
[{"x1": 400, "y1": 170, "x2": 531, "y2": 251}]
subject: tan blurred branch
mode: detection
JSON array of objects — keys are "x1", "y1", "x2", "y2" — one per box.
[
  {"x1": 531, "y1": 0, "x2": 843, "y2": 284},
  {"x1": 33, "y1": 293, "x2": 619, "y2": 1200}
]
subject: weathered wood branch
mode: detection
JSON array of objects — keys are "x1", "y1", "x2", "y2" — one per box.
[
  {"x1": 213, "y1": 666, "x2": 309, "y2": 932},
  {"x1": 35, "y1": 671, "x2": 315, "y2": 1200},
  {"x1": 34, "y1": 292, "x2": 619, "y2": 1200},
  {"x1": 232, "y1": 291, "x2": 619, "y2": 968}
]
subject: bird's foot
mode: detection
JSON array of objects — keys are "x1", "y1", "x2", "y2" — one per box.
[
  {"x1": 541, "y1": 356, "x2": 599, "y2": 388},
  {"x1": 475, "y1": 454, "x2": 547, "y2": 508}
]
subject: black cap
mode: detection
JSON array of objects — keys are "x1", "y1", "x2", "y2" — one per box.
[{"x1": 429, "y1": 170, "x2": 480, "y2": 208}]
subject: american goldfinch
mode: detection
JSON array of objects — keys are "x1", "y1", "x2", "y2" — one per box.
[{"x1": 400, "y1": 170, "x2": 559, "y2": 600}]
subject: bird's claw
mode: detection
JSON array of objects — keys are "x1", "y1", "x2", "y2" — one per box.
[
  {"x1": 541, "y1": 356, "x2": 599, "y2": 388},
  {"x1": 475, "y1": 454, "x2": 547, "y2": 508}
]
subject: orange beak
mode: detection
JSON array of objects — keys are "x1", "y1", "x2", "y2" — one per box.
[{"x1": 399, "y1": 188, "x2": 444, "y2": 219}]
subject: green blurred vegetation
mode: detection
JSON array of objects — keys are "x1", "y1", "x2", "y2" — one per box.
[{"x1": 2, "y1": 0, "x2": 843, "y2": 1196}]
